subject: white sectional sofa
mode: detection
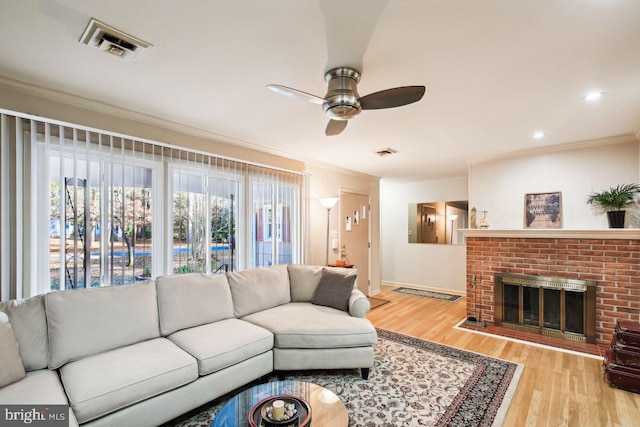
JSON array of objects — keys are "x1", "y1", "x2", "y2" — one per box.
[{"x1": 0, "y1": 264, "x2": 376, "y2": 427}]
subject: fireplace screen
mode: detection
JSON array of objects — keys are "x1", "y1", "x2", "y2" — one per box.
[{"x1": 495, "y1": 273, "x2": 595, "y2": 343}]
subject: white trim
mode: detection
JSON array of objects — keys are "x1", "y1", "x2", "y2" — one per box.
[{"x1": 460, "y1": 228, "x2": 640, "y2": 240}]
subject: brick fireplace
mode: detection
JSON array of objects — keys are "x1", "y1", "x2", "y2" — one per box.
[{"x1": 462, "y1": 229, "x2": 640, "y2": 346}]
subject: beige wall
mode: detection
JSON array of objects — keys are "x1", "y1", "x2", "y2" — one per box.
[
  {"x1": 306, "y1": 164, "x2": 381, "y2": 294},
  {"x1": 0, "y1": 83, "x2": 381, "y2": 293}
]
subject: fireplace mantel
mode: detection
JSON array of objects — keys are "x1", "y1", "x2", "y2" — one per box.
[{"x1": 461, "y1": 228, "x2": 640, "y2": 240}]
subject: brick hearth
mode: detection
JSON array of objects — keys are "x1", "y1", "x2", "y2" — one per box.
[{"x1": 464, "y1": 231, "x2": 640, "y2": 346}]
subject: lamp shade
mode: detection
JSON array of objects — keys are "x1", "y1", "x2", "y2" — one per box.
[
  {"x1": 319, "y1": 197, "x2": 339, "y2": 209},
  {"x1": 448, "y1": 214, "x2": 458, "y2": 221}
]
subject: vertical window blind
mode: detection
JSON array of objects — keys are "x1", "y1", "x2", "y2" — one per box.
[{"x1": 0, "y1": 110, "x2": 307, "y2": 300}]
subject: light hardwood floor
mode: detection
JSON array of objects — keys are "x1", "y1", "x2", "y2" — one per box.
[{"x1": 366, "y1": 285, "x2": 640, "y2": 427}]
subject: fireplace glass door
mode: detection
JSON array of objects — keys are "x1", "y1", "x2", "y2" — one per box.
[
  {"x1": 543, "y1": 288, "x2": 561, "y2": 330},
  {"x1": 503, "y1": 284, "x2": 520, "y2": 324},
  {"x1": 565, "y1": 291, "x2": 584, "y2": 335},
  {"x1": 523, "y1": 286, "x2": 540, "y2": 326},
  {"x1": 495, "y1": 273, "x2": 595, "y2": 343}
]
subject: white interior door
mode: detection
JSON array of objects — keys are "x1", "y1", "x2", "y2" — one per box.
[{"x1": 340, "y1": 191, "x2": 370, "y2": 296}]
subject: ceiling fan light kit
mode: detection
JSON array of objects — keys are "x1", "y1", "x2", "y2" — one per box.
[
  {"x1": 267, "y1": 66, "x2": 425, "y2": 136},
  {"x1": 322, "y1": 67, "x2": 362, "y2": 120}
]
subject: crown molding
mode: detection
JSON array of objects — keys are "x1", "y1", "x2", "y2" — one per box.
[{"x1": 468, "y1": 134, "x2": 638, "y2": 166}]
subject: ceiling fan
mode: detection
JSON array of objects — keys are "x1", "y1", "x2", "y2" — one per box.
[{"x1": 267, "y1": 67, "x2": 425, "y2": 136}]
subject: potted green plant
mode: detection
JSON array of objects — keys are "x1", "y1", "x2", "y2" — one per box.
[{"x1": 586, "y1": 183, "x2": 640, "y2": 228}]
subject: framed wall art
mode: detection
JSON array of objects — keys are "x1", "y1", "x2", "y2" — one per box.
[{"x1": 524, "y1": 191, "x2": 562, "y2": 228}]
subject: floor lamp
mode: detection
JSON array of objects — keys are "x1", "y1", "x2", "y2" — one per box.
[{"x1": 319, "y1": 197, "x2": 339, "y2": 266}]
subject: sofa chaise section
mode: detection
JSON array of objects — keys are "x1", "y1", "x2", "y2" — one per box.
[{"x1": 240, "y1": 264, "x2": 377, "y2": 379}]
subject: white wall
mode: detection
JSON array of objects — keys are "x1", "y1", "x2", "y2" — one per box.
[
  {"x1": 380, "y1": 177, "x2": 468, "y2": 293},
  {"x1": 469, "y1": 138, "x2": 640, "y2": 229}
]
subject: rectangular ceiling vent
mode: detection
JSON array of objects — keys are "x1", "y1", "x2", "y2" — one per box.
[
  {"x1": 374, "y1": 147, "x2": 399, "y2": 157},
  {"x1": 79, "y1": 18, "x2": 152, "y2": 62}
]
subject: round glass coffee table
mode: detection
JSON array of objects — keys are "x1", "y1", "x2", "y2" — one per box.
[{"x1": 211, "y1": 380, "x2": 348, "y2": 427}]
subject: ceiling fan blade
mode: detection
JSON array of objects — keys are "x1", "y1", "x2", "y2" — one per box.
[
  {"x1": 326, "y1": 119, "x2": 348, "y2": 136},
  {"x1": 266, "y1": 84, "x2": 324, "y2": 104},
  {"x1": 360, "y1": 86, "x2": 426, "y2": 110}
]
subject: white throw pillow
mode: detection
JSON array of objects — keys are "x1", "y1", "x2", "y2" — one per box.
[{"x1": 0, "y1": 312, "x2": 26, "y2": 388}]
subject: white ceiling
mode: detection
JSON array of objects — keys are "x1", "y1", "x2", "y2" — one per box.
[{"x1": 1, "y1": 0, "x2": 639, "y2": 183}]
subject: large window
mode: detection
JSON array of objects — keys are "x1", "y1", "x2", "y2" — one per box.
[
  {"x1": 48, "y1": 157, "x2": 154, "y2": 289},
  {"x1": 171, "y1": 167, "x2": 240, "y2": 275},
  {"x1": 252, "y1": 179, "x2": 298, "y2": 267},
  {"x1": 0, "y1": 111, "x2": 306, "y2": 299}
]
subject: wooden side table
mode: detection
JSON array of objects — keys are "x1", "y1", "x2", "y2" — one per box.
[{"x1": 327, "y1": 263, "x2": 354, "y2": 268}]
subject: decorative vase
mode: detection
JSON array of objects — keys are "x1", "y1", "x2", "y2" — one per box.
[
  {"x1": 470, "y1": 207, "x2": 477, "y2": 229},
  {"x1": 606, "y1": 211, "x2": 626, "y2": 228}
]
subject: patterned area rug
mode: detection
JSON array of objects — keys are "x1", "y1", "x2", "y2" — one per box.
[
  {"x1": 392, "y1": 287, "x2": 462, "y2": 302},
  {"x1": 166, "y1": 329, "x2": 522, "y2": 427}
]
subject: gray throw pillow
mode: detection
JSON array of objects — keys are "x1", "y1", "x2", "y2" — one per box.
[
  {"x1": 0, "y1": 312, "x2": 26, "y2": 388},
  {"x1": 311, "y1": 269, "x2": 356, "y2": 312}
]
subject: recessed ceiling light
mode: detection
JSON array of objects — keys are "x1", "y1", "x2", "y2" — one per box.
[
  {"x1": 533, "y1": 131, "x2": 546, "y2": 139},
  {"x1": 582, "y1": 92, "x2": 604, "y2": 101}
]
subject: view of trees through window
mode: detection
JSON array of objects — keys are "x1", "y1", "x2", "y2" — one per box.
[
  {"x1": 48, "y1": 157, "x2": 153, "y2": 290},
  {"x1": 171, "y1": 171, "x2": 238, "y2": 275}
]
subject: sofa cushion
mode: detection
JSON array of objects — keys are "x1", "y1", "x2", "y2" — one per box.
[
  {"x1": 288, "y1": 264, "x2": 323, "y2": 302},
  {"x1": 60, "y1": 337, "x2": 198, "y2": 424},
  {"x1": 311, "y1": 269, "x2": 356, "y2": 312},
  {"x1": 0, "y1": 312, "x2": 26, "y2": 388},
  {"x1": 46, "y1": 281, "x2": 160, "y2": 369},
  {"x1": 156, "y1": 273, "x2": 234, "y2": 336},
  {"x1": 0, "y1": 294, "x2": 48, "y2": 370},
  {"x1": 168, "y1": 318, "x2": 273, "y2": 376},
  {"x1": 227, "y1": 264, "x2": 291, "y2": 317},
  {"x1": 242, "y1": 302, "x2": 377, "y2": 349}
]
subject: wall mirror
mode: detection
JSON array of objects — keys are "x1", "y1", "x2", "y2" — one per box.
[{"x1": 408, "y1": 201, "x2": 468, "y2": 244}]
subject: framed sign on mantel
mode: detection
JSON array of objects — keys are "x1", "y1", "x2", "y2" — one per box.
[{"x1": 524, "y1": 191, "x2": 562, "y2": 229}]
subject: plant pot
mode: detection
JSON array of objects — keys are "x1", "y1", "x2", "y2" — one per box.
[{"x1": 606, "y1": 211, "x2": 626, "y2": 228}]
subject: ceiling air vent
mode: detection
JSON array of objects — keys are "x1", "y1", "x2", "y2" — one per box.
[
  {"x1": 374, "y1": 147, "x2": 399, "y2": 157},
  {"x1": 79, "y1": 18, "x2": 152, "y2": 62}
]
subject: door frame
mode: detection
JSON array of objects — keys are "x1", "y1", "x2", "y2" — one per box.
[{"x1": 339, "y1": 188, "x2": 370, "y2": 295}]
